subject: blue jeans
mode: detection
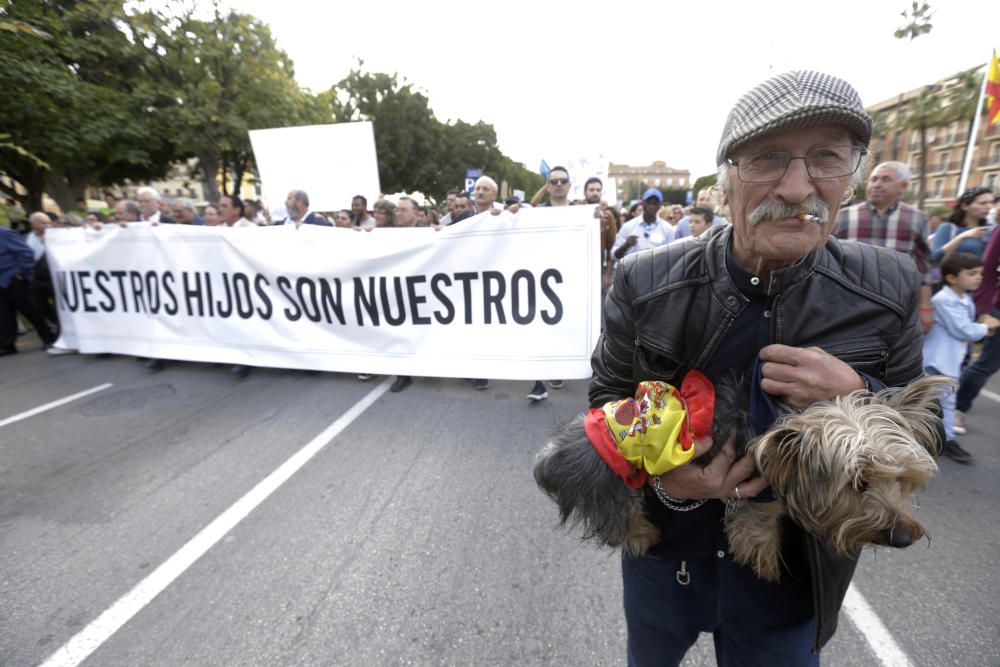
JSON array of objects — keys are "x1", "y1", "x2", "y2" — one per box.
[
  {"x1": 925, "y1": 366, "x2": 956, "y2": 440},
  {"x1": 955, "y1": 307, "x2": 1000, "y2": 414},
  {"x1": 622, "y1": 551, "x2": 819, "y2": 667}
]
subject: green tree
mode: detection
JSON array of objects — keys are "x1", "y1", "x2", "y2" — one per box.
[
  {"x1": 894, "y1": 1, "x2": 933, "y2": 40},
  {"x1": 128, "y1": 5, "x2": 328, "y2": 202},
  {"x1": 0, "y1": 0, "x2": 182, "y2": 211},
  {"x1": 896, "y1": 85, "x2": 943, "y2": 209},
  {"x1": 691, "y1": 174, "x2": 718, "y2": 198},
  {"x1": 328, "y1": 66, "x2": 542, "y2": 200}
]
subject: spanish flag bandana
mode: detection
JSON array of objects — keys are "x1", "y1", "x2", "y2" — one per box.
[{"x1": 583, "y1": 372, "x2": 715, "y2": 488}]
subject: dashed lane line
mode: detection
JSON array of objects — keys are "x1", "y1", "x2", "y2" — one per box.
[{"x1": 0, "y1": 383, "x2": 113, "y2": 429}]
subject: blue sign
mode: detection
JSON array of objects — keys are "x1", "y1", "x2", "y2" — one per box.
[{"x1": 465, "y1": 168, "x2": 482, "y2": 193}]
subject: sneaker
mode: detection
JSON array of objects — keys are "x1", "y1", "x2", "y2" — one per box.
[
  {"x1": 390, "y1": 376, "x2": 413, "y2": 392},
  {"x1": 953, "y1": 411, "x2": 966, "y2": 435},
  {"x1": 472, "y1": 379, "x2": 489, "y2": 390},
  {"x1": 231, "y1": 364, "x2": 250, "y2": 379},
  {"x1": 357, "y1": 373, "x2": 374, "y2": 380},
  {"x1": 145, "y1": 358, "x2": 165, "y2": 372},
  {"x1": 549, "y1": 379, "x2": 565, "y2": 390},
  {"x1": 526, "y1": 381, "x2": 548, "y2": 401},
  {"x1": 942, "y1": 440, "x2": 973, "y2": 464},
  {"x1": 45, "y1": 346, "x2": 75, "y2": 356}
]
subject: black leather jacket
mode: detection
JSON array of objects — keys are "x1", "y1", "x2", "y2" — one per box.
[{"x1": 589, "y1": 224, "x2": 923, "y2": 650}]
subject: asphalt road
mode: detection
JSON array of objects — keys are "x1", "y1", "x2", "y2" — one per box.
[{"x1": 2, "y1": 338, "x2": 998, "y2": 667}]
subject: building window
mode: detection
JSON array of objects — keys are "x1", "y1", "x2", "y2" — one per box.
[
  {"x1": 987, "y1": 173, "x2": 998, "y2": 190},
  {"x1": 991, "y1": 143, "x2": 1000, "y2": 164},
  {"x1": 938, "y1": 152, "x2": 949, "y2": 172},
  {"x1": 933, "y1": 179, "x2": 944, "y2": 197},
  {"x1": 666, "y1": 178, "x2": 673, "y2": 187}
]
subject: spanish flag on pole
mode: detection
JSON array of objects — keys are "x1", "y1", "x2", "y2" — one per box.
[{"x1": 988, "y1": 51, "x2": 1000, "y2": 126}]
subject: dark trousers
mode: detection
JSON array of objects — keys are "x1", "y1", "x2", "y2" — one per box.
[
  {"x1": 622, "y1": 551, "x2": 819, "y2": 667},
  {"x1": 0, "y1": 278, "x2": 57, "y2": 350},
  {"x1": 956, "y1": 307, "x2": 1000, "y2": 413}
]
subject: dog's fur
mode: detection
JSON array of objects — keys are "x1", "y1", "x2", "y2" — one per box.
[{"x1": 533, "y1": 375, "x2": 949, "y2": 581}]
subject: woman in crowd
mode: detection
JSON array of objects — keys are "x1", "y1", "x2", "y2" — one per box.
[
  {"x1": 372, "y1": 199, "x2": 396, "y2": 227},
  {"x1": 932, "y1": 186, "x2": 996, "y2": 262},
  {"x1": 203, "y1": 203, "x2": 223, "y2": 226}
]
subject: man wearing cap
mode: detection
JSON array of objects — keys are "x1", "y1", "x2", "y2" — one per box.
[
  {"x1": 589, "y1": 71, "x2": 924, "y2": 664},
  {"x1": 611, "y1": 188, "x2": 675, "y2": 260}
]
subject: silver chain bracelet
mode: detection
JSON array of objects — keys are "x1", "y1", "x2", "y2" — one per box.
[{"x1": 651, "y1": 475, "x2": 707, "y2": 512}]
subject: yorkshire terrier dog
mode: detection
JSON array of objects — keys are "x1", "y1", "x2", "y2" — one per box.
[{"x1": 533, "y1": 373, "x2": 949, "y2": 582}]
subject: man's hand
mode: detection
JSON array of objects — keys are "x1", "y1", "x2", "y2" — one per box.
[
  {"x1": 919, "y1": 309, "x2": 934, "y2": 334},
  {"x1": 759, "y1": 344, "x2": 865, "y2": 408},
  {"x1": 655, "y1": 435, "x2": 768, "y2": 505}
]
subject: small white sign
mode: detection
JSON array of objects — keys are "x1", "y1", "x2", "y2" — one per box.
[{"x1": 248, "y1": 122, "x2": 381, "y2": 214}]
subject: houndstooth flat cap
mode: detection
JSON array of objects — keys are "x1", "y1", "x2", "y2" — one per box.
[{"x1": 716, "y1": 71, "x2": 872, "y2": 166}]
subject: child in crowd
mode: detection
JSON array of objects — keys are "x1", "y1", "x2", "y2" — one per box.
[
  {"x1": 923, "y1": 252, "x2": 1000, "y2": 463},
  {"x1": 688, "y1": 207, "x2": 714, "y2": 238}
]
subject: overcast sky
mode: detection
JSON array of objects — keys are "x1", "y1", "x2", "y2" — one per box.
[{"x1": 225, "y1": 0, "x2": 998, "y2": 182}]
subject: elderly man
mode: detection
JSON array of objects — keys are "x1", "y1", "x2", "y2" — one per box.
[
  {"x1": 588, "y1": 71, "x2": 923, "y2": 664},
  {"x1": 473, "y1": 176, "x2": 503, "y2": 214},
  {"x1": 172, "y1": 198, "x2": 204, "y2": 225},
  {"x1": 114, "y1": 200, "x2": 142, "y2": 224},
  {"x1": 834, "y1": 161, "x2": 934, "y2": 333},
  {"x1": 279, "y1": 190, "x2": 332, "y2": 227},
  {"x1": 135, "y1": 186, "x2": 175, "y2": 224}
]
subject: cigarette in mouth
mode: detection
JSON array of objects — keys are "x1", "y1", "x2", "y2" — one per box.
[{"x1": 797, "y1": 212, "x2": 822, "y2": 223}]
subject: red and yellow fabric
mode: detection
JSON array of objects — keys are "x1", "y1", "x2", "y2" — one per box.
[
  {"x1": 583, "y1": 371, "x2": 715, "y2": 488},
  {"x1": 988, "y1": 51, "x2": 1000, "y2": 127}
]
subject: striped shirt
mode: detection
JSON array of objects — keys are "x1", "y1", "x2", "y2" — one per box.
[{"x1": 834, "y1": 201, "x2": 933, "y2": 285}]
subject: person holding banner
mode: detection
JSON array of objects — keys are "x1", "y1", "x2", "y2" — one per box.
[
  {"x1": 279, "y1": 190, "x2": 332, "y2": 227},
  {"x1": 589, "y1": 71, "x2": 924, "y2": 664},
  {"x1": 1, "y1": 225, "x2": 59, "y2": 355}
]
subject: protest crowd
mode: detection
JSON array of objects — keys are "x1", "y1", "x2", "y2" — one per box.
[{"x1": 2, "y1": 136, "x2": 999, "y2": 462}]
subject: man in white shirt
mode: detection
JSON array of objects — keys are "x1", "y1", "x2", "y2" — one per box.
[
  {"x1": 280, "y1": 190, "x2": 332, "y2": 227},
  {"x1": 136, "y1": 186, "x2": 175, "y2": 224},
  {"x1": 612, "y1": 188, "x2": 675, "y2": 259},
  {"x1": 219, "y1": 195, "x2": 256, "y2": 227},
  {"x1": 473, "y1": 176, "x2": 504, "y2": 213}
]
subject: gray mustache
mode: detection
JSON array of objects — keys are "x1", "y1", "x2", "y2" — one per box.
[{"x1": 748, "y1": 199, "x2": 830, "y2": 226}]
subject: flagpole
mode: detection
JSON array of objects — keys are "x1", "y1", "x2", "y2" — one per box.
[{"x1": 956, "y1": 55, "x2": 992, "y2": 196}]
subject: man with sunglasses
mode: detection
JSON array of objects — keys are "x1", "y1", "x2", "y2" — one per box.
[
  {"x1": 587, "y1": 71, "x2": 925, "y2": 665},
  {"x1": 611, "y1": 188, "x2": 675, "y2": 260}
]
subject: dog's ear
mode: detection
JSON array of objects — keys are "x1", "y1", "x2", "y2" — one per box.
[
  {"x1": 751, "y1": 426, "x2": 803, "y2": 493},
  {"x1": 880, "y1": 375, "x2": 955, "y2": 455}
]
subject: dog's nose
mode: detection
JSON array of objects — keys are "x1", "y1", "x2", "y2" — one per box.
[{"x1": 885, "y1": 525, "x2": 914, "y2": 548}]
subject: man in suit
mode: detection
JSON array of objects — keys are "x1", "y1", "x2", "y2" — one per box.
[
  {"x1": 279, "y1": 190, "x2": 332, "y2": 227},
  {"x1": 136, "y1": 186, "x2": 176, "y2": 224}
]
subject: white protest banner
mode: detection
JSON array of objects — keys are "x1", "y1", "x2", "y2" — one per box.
[
  {"x1": 248, "y1": 122, "x2": 381, "y2": 214},
  {"x1": 46, "y1": 207, "x2": 602, "y2": 379}
]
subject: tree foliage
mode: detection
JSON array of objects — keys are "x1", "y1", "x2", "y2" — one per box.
[
  {"x1": 328, "y1": 66, "x2": 543, "y2": 201},
  {"x1": 128, "y1": 5, "x2": 329, "y2": 201},
  {"x1": 0, "y1": 4, "x2": 541, "y2": 211},
  {"x1": 0, "y1": 0, "x2": 180, "y2": 210},
  {"x1": 894, "y1": 1, "x2": 933, "y2": 40}
]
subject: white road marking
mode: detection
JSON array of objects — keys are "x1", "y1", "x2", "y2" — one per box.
[
  {"x1": 980, "y1": 388, "x2": 1000, "y2": 404},
  {"x1": 0, "y1": 383, "x2": 113, "y2": 429},
  {"x1": 843, "y1": 584, "x2": 914, "y2": 667},
  {"x1": 39, "y1": 378, "x2": 392, "y2": 667}
]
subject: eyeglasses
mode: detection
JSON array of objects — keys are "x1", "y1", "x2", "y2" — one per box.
[
  {"x1": 549, "y1": 178, "x2": 569, "y2": 186},
  {"x1": 728, "y1": 146, "x2": 867, "y2": 183}
]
